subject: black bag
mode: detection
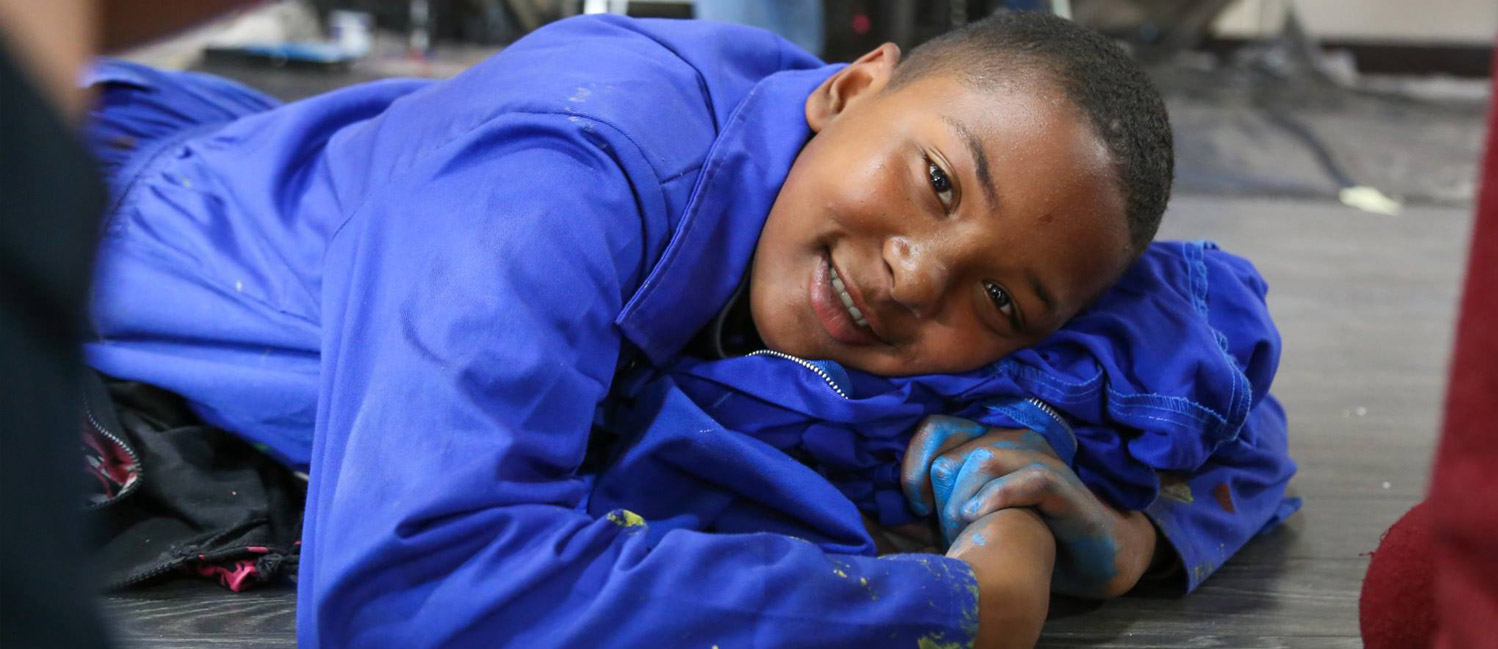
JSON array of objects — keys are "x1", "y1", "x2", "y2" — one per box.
[{"x1": 81, "y1": 372, "x2": 304, "y2": 591}]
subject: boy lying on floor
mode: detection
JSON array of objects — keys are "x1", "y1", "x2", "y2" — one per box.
[{"x1": 83, "y1": 12, "x2": 1296, "y2": 649}]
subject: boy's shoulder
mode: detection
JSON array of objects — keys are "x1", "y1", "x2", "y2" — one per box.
[
  {"x1": 518, "y1": 15, "x2": 815, "y2": 117},
  {"x1": 415, "y1": 15, "x2": 822, "y2": 181}
]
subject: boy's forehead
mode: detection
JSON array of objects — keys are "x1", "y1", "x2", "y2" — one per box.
[
  {"x1": 882, "y1": 73, "x2": 1088, "y2": 163},
  {"x1": 925, "y1": 73, "x2": 1074, "y2": 132}
]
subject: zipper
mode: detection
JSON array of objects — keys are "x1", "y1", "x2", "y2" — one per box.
[
  {"x1": 1023, "y1": 397, "x2": 1074, "y2": 437},
  {"x1": 109, "y1": 558, "x2": 185, "y2": 590},
  {"x1": 1022, "y1": 397, "x2": 1079, "y2": 461},
  {"x1": 83, "y1": 398, "x2": 143, "y2": 510},
  {"x1": 110, "y1": 519, "x2": 283, "y2": 589},
  {"x1": 746, "y1": 350, "x2": 849, "y2": 399}
]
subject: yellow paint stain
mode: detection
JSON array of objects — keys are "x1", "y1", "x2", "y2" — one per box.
[
  {"x1": 1159, "y1": 473, "x2": 1194, "y2": 504},
  {"x1": 1192, "y1": 563, "x2": 1212, "y2": 584},
  {"x1": 832, "y1": 567, "x2": 848, "y2": 578},
  {"x1": 606, "y1": 509, "x2": 646, "y2": 528},
  {"x1": 916, "y1": 636, "x2": 970, "y2": 649},
  {"x1": 859, "y1": 577, "x2": 868, "y2": 586}
]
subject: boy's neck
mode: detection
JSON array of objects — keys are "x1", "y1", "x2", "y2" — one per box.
[{"x1": 686, "y1": 273, "x2": 763, "y2": 360}]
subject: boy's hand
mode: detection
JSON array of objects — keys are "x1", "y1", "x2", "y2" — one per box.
[{"x1": 900, "y1": 415, "x2": 1159, "y2": 599}]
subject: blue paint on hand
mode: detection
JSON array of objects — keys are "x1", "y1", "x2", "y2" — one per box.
[
  {"x1": 939, "y1": 448, "x2": 999, "y2": 545},
  {"x1": 983, "y1": 431, "x2": 1053, "y2": 454},
  {"x1": 961, "y1": 499, "x2": 981, "y2": 519},
  {"x1": 903, "y1": 416, "x2": 987, "y2": 516},
  {"x1": 1050, "y1": 519, "x2": 1120, "y2": 596},
  {"x1": 930, "y1": 456, "x2": 961, "y2": 515}
]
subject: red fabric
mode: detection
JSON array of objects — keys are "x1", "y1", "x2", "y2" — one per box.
[
  {"x1": 1362, "y1": 501, "x2": 1436, "y2": 649},
  {"x1": 1429, "y1": 49, "x2": 1498, "y2": 649},
  {"x1": 193, "y1": 559, "x2": 260, "y2": 592}
]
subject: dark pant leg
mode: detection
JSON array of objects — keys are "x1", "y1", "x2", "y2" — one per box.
[{"x1": 0, "y1": 47, "x2": 113, "y2": 649}]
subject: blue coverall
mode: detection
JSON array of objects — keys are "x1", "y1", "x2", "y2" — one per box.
[{"x1": 84, "y1": 15, "x2": 1297, "y2": 648}]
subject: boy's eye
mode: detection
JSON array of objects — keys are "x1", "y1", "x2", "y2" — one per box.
[
  {"x1": 927, "y1": 159, "x2": 954, "y2": 210},
  {"x1": 985, "y1": 282, "x2": 1015, "y2": 319}
]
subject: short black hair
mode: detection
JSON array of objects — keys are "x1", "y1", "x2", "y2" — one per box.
[{"x1": 888, "y1": 11, "x2": 1173, "y2": 253}]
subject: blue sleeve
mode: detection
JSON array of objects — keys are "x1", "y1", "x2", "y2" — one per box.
[
  {"x1": 1144, "y1": 396, "x2": 1300, "y2": 592},
  {"x1": 1128, "y1": 247, "x2": 1298, "y2": 591},
  {"x1": 299, "y1": 115, "x2": 979, "y2": 648}
]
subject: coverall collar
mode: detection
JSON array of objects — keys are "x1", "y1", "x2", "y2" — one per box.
[{"x1": 615, "y1": 65, "x2": 841, "y2": 365}]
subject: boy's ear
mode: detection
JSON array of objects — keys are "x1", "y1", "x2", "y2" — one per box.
[{"x1": 806, "y1": 42, "x2": 902, "y2": 133}]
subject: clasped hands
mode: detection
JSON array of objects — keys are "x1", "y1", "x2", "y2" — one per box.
[{"x1": 897, "y1": 415, "x2": 1160, "y2": 600}]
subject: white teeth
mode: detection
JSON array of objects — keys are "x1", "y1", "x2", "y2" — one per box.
[{"x1": 829, "y1": 266, "x2": 871, "y2": 329}]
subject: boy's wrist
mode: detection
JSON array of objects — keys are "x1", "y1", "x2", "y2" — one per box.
[
  {"x1": 948, "y1": 509, "x2": 1056, "y2": 649},
  {"x1": 1098, "y1": 509, "x2": 1160, "y2": 598}
]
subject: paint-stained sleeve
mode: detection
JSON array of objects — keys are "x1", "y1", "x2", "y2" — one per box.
[
  {"x1": 1143, "y1": 395, "x2": 1301, "y2": 592},
  {"x1": 301, "y1": 114, "x2": 980, "y2": 649}
]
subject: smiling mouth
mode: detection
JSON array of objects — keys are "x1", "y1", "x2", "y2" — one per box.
[
  {"x1": 828, "y1": 266, "x2": 871, "y2": 328},
  {"x1": 810, "y1": 251, "x2": 882, "y2": 347}
]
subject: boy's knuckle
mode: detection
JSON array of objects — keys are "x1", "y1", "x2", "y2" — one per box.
[
  {"x1": 931, "y1": 456, "x2": 959, "y2": 478},
  {"x1": 970, "y1": 448, "x2": 998, "y2": 471},
  {"x1": 1020, "y1": 464, "x2": 1055, "y2": 488}
]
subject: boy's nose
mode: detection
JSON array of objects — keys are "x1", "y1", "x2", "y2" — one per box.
[{"x1": 883, "y1": 235, "x2": 950, "y2": 319}]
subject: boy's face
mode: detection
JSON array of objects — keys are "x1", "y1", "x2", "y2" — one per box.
[{"x1": 750, "y1": 46, "x2": 1135, "y2": 377}]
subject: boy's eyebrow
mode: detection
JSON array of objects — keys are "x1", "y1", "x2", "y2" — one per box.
[
  {"x1": 1028, "y1": 270, "x2": 1057, "y2": 320},
  {"x1": 941, "y1": 115, "x2": 997, "y2": 208}
]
